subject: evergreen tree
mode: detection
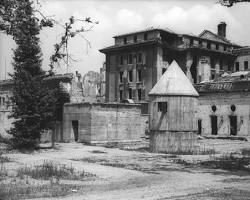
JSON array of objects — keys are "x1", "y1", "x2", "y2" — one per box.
[{"x1": 6, "y1": 0, "x2": 56, "y2": 148}]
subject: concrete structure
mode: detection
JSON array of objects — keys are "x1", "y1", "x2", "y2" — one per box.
[
  {"x1": 98, "y1": 62, "x2": 106, "y2": 103},
  {"x1": 0, "y1": 73, "x2": 82, "y2": 140},
  {"x1": 233, "y1": 47, "x2": 250, "y2": 72},
  {"x1": 100, "y1": 22, "x2": 241, "y2": 114},
  {"x1": 196, "y1": 71, "x2": 250, "y2": 138},
  {"x1": 62, "y1": 102, "x2": 144, "y2": 144},
  {"x1": 149, "y1": 61, "x2": 199, "y2": 153},
  {"x1": 0, "y1": 80, "x2": 13, "y2": 137}
]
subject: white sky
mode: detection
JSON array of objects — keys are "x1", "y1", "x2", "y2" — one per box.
[{"x1": 0, "y1": 0, "x2": 250, "y2": 79}]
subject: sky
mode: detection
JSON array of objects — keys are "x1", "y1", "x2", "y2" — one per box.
[{"x1": 0, "y1": 0, "x2": 250, "y2": 80}]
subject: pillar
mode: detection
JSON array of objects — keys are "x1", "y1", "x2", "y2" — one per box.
[
  {"x1": 186, "y1": 52, "x2": 194, "y2": 84},
  {"x1": 156, "y1": 46, "x2": 163, "y2": 81},
  {"x1": 215, "y1": 58, "x2": 220, "y2": 79}
]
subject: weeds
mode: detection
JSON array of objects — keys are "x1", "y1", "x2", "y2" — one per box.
[
  {"x1": 0, "y1": 181, "x2": 84, "y2": 200},
  {"x1": 160, "y1": 147, "x2": 216, "y2": 155},
  {"x1": 200, "y1": 153, "x2": 250, "y2": 172},
  {"x1": 17, "y1": 160, "x2": 92, "y2": 180},
  {"x1": 175, "y1": 153, "x2": 250, "y2": 173}
]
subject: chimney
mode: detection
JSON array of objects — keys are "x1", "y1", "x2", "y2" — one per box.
[{"x1": 218, "y1": 22, "x2": 226, "y2": 38}]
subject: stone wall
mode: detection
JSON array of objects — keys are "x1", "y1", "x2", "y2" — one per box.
[{"x1": 63, "y1": 102, "x2": 145, "y2": 144}]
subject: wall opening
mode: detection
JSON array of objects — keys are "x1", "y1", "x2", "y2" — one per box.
[
  {"x1": 72, "y1": 120, "x2": 79, "y2": 142},
  {"x1": 229, "y1": 116, "x2": 237, "y2": 136},
  {"x1": 158, "y1": 102, "x2": 167, "y2": 113},
  {"x1": 198, "y1": 119, "x2": 202, "y2": 135},
  {"x1": 211, "y1": 115, "x2": 218, "y2": 135}
]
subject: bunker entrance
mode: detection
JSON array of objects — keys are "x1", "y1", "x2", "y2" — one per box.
[
  {"x1": 72, "y1": 120, "x2": 79, "y2": 142},
  {"x1": 198, "y1": 119, "x2": 202, "y2": 135},
  {"x1": 229, "y1": 116, "x2": 237, "y2": 136},
  {"x1": 211, "y1": 116, "x2": 218, "y2": 135}
]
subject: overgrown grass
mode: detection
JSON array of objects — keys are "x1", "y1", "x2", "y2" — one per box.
[
  {"x1": 200, "y1": 154, "x2": 250, "y2": 172},
  {"x1": 175, "y1": 153, "x2": 250, "y2": 173},
  {"x1": 17, "y1": 160, "x2": 93, "y2": 180},
  {"x1": 0, "y1": 182, "x2": 85, "y2": 200},
  {"x1": 161, "y1": 148, "x2": 216, "y2": 155},
  {"x1": 0, "y1": 152, "x2": 10, "y2": 181}
]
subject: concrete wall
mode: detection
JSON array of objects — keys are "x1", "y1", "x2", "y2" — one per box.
[
  {"x1": 149, "y1": 96, "x2": 198, "y2": 131},
  {"x1": 0, "y1": 90, "x2": 13, "y2": 137},
  {"x1": 150, "y1": 131, "x2": 197, "y2": 153},
  {"x1": 234, "y1": 54, "x2": 250, "y2": 71},
  {"x1": 63, "y1": 103, "x2": 145, "y2": 144},
  {"x1": 149, "y1": 95, "x2": 198, "y2": 153},
  {"x1": 197, "y1": 92, "x2": 250, "y2": 137}
]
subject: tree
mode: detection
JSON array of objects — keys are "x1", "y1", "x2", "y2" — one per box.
[
  {"x1": 0, "y1": 0, "x2": 97, "y2": 149},
  {"x1": 0, "y1": 0, "x2": 56, "y2": 148},
  {"x1": 219, "y1": 0, "x2": 250, "y2": 7}
]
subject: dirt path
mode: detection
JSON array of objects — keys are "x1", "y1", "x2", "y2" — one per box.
[{"x1": 3, "y1": 142, "x2": 250, "y2": 200}]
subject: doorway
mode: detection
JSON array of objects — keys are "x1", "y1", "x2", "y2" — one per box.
[
  {"x1": 198, "y1": 119, "x2": 202, "y2": 135},
  {"x1": 72, "y1": 120, "x2": 79, "y2": 142},
  {"x1": 229, "y1": 116, "x2": 237, "y2": 136},
  {"x1": 211, "y1": 116, "x2": 218, "y2": 135}
]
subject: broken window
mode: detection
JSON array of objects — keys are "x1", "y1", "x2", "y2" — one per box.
[
  {"x1": 199, "y1": 40, "x2": 202, "y2": 46},
  {"x1": 128, "y1": 88, "x2": 132, "y2": 99},
  {"x1": 123, "y1": 37, "x2": 127, "y2": 44},
  {"x1": 207, "y1": 42, "x2": 211, "y2": 49},
  {"x1": 137, "y1": 53, "x2": 142, "y2": 64},
  {"x1": 144, "y1": 33, "x2": 148, "y2": 40},
  {"x1": 158, "y1": 102, "x2": 167, "y2": 113},
  {"x1": 128, "y1": 70, "x2": 133, "y2": 82},
  {"x1": 235, "y1": 62, "x2": 239, "y2": 71},
  {"x1": 119, "y1": 55, "x2": 124, "y2": 65},
  {"x1": 244, "y1": 61, "x2": 248, "y2": 70},
  {"x1": 216, "y1": 43, "x2": 219, "y2": 50},
  {"x1": 137, "y1": 69, "x2": 142, "y2": 82},
  {"x1": 128, "y1": 54, "x2": 133, "y2": 64},
  {"x1": 133, "y1": 35, "x2": 137, "y2": 43},
  {"x1": 224, "y1": 46, "x2": 227, "y2": 51},
  {"x1": 119, "y1": 71, "x2": 123, "y2": 83},
  {"x1": 190, "y1": 39, "x2": 193, "y2": 46},
  {"x1": 137, "y1": 89, "x2": 142, "y2": 100}
]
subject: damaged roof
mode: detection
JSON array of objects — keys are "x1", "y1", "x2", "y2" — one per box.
[
  {"x1": 196, "y1": 71, "x2": 250, "y2": 93},
  {"x1": 149, "y1": 60, "x2": 199, "y2": 97}
]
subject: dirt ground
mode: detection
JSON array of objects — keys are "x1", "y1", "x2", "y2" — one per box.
[{"x1": 1, "y1": 139, "x2": 250, "y2": 200}]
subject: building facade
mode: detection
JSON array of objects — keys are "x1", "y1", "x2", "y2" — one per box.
[
  {"x1": 196, "y1": 72, "x2": 250, "y2": 137},
  {"x1": 233, "y1": 47, "x2": 250, "y2": 72},
  {"x1": 100, "y1": 22, "x2": 241, "y2": 114}
]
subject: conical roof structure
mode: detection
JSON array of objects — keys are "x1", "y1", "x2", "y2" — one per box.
[{"x1": 149, "y1": 60, "x2": 199, "y2": 97}]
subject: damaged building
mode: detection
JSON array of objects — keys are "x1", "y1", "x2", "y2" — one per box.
[
  {"x1": 99, "y1": 22, "x2": 241, "y2": 115},
  {"x1": 100, "y1": 22, "x2": 250, "y2": 138}
]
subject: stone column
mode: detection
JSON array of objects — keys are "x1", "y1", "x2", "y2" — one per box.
[
  {"x1": 215, "y1": 58, "x2": 220, "y2": 79},
  {"x1": 186, "y1": 52, "x2": 194, "y2": 84},
  {"x1": 156, "y1": 46, "x2": 163, "y2": 81}
]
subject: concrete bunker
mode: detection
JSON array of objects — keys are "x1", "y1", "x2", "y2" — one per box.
[{"x1": 63, "y1": 102, "x2": 144, "y2": 144}]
